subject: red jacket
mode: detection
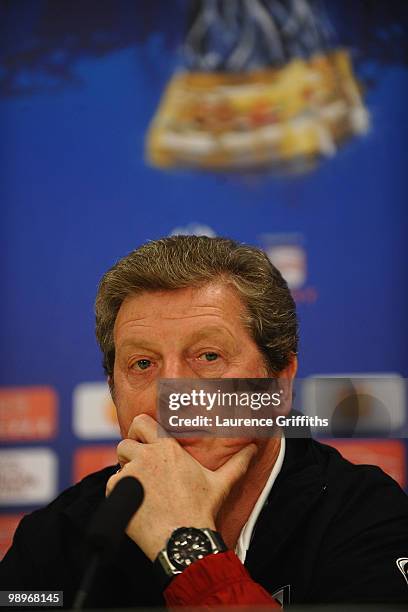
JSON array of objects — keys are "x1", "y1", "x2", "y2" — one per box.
[{"x1": 165, "y1": 550, "x2": 280, "y2": 607}]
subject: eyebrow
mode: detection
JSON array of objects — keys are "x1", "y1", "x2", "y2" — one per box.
[
  {"x1": 117, "y1": 326, "x2": 238, "y2": 353},
  {"x1": 186, "y1": 326, "x2": 238, "y2": 348}
]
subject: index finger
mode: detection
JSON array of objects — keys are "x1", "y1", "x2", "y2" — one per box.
[{"x1": 127, "y1": 413, "x2": 169, "y2": 443}]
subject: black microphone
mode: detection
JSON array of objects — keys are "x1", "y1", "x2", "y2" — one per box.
[{"x1": 73, "y1": 476, "x2": 144, "y2": 610}]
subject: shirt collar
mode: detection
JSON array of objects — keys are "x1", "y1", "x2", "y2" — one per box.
[{"x1": 235, "y1": 436, "x2": 286, "y2": 562}]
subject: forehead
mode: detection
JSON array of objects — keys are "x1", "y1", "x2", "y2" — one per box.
[{"x1": 113, "y1": 282, "x2": 249, "y2": 343}]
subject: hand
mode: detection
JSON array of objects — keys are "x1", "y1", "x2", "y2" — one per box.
[{"x1": 106, "y1": 414, "x2": 257, "y2": 561}]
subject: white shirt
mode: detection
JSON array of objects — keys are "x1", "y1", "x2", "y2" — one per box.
[{"x1": 235, "y1": 436, "x2": 286, "y2": 563}]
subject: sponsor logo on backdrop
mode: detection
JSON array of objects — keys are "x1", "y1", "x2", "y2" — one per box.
[
  {"x1": 0, "y1": 514, "x2": 24, "y2": 560},
  {"x1": 169, "y1": 223, "x2": 216, "y2": 237},
  {"x1": 0, "y1": 448, "x2": 57, "y2": 506},
  {"x1": 73, "y1": 382, "x2": 120, "y2": 439},
  {"x1": 0, "y1": 386, "x2": 57, "y2": 441},
  {"x1": 73, "y1": 446, "x2": 118, "y2": 484},
  {"x1": 321, "y1": 439, "x2": 406, "y2": 488},
  {"x1": 259, "y1": 233, "x2": 317, "y2": 303},
  {"x1": 302, "y1": 374, "x2": 406, "y2": 437},
  {"x1": 266, "y1": 244, "x2": 306, "y2": 290}
]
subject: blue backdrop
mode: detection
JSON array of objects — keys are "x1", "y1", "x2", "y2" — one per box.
[{"x1": 1, "y1": 1, "x2": 407, "y2": 529}]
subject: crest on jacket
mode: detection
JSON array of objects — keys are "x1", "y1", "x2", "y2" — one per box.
[
  {"x1": 271, "y1": 584, "x2": 291, "y2": 606},
  {"x1": 396, "y1": 558, "x2": 408, "y2": 586}
]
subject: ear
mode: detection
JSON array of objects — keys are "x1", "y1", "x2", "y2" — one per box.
[
  {"x1": 283, "y1": 354, "x2": 298, "y2": 379},
  {"x1": 275, "y1": 354, "x2": 297, "y2": 416}
]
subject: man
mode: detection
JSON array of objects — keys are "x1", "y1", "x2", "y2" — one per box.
[{"x1": 1, "y1": 235, "x2": 408, "y2": 608}]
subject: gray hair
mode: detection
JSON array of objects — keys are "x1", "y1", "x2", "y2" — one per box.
[{"x1": 95, "y1": 235, "x2": 298, "y2": 378}]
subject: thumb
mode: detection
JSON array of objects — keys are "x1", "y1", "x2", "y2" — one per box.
[{"x1": 215, "y1": 443, "x2": 258, "y2": 488}]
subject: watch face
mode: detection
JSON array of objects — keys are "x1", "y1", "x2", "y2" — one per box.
[{"x1": 167, "y1": 527, "x2": 213, "y2": 571}]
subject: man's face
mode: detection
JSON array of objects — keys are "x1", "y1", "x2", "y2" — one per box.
[{"x1": 112, "y1": 282, "x2": 292, "y2": 470}]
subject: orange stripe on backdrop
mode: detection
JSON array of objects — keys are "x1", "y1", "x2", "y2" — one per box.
[
  {"x1": 73, "y1": 446, "x2": 118, "y2": 484},
  {"x1": 0, "y1": 387, "x2": 58, "y2": 442},
  {"x1": 0, "y1": 514, "x2": 24, "y2": 560},
  {"x1": 321, "y1": 439, "x2": 406, "y2": 489}
]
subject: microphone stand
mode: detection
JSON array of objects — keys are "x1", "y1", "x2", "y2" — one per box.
[{"x1": 72, "y1": 554, "x2": 100, "y2": 610}]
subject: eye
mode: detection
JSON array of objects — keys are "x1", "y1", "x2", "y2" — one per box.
[
  {"x1": 133, "y1": 359, "x2": 152, "y2": 370},
  {"x1": 199, "y1": 352, "x2": 219, "y2": 362}
]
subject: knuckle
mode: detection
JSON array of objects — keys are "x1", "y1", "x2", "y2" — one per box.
[
  {"x1": 116, "y1": 439, "x2": 127, "y2": 454},
  {"x1": 133, "y1": 413, "x2": 149, "y2": 424}
]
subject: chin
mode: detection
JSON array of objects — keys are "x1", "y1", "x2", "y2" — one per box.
[{"x1": 177, "y1": 437, "x2": 254, "y2": 471}]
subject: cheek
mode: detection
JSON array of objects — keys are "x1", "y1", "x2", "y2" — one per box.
[
  {"x1": 113, "y1": 398, "x2": 134, "y2": 438},
  {"x1": 113, "y1": 384, "x2": 157, "y2": 437}
]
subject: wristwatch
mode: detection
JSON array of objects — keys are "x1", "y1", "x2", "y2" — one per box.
[{"x1": 154, "y1": 527, "x2": 227, "y2": 588}]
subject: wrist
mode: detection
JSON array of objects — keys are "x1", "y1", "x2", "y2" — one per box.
[
  {"x1": 153, "y1": 526, "x2": 228, "y2": 589},
  {"x1": 144, "y1": 519, "x2": 217, "y2": 562}
]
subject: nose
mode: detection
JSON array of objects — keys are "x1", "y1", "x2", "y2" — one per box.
[{"x1": 160, "y1": 358, "x2": 195, "y2": 379}]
